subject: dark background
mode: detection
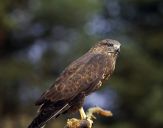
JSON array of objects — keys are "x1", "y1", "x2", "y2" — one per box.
[{"x1": 0, "y1": 0, "x2": 163, "y2": 128}]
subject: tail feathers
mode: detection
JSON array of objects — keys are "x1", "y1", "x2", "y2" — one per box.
[{"x1": 28, "y1": 103, "x2": 70, "y2": 128}]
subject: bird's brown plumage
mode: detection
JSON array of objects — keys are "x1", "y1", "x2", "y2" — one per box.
[{"x1": 28, "y1": 39, "x2": 121, "y2": 128}]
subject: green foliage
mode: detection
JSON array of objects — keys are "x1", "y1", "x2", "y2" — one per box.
[{"x1": 33, "y1": 0, "x2": 102, "y2": 27}]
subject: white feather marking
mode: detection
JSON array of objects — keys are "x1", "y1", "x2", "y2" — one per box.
[
  {"x1": 42, "y1": 103, "x2": 70, "y2": 126},
  {"x1": 114, "y1": 44, "x2": 120, "y2": 50},
  {"x1": 53, "y1": 103, "x2": 70, "y2": 117}
]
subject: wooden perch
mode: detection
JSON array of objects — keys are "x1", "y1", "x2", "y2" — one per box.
[{"x1": 64, "y1": 107, "x2": 112, "y2": 128}]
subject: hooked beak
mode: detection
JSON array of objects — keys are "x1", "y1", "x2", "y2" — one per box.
[
  {"x1": 116, "y1": 48, "x2": 120, "y2": 54},
  {"x1": 114, "y1": 43, "x2": 121, "y2": 55}
]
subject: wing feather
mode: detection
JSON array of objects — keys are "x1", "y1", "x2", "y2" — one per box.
[{"x1": 35, "y1": 53, "x2": 107, "y2": 105}]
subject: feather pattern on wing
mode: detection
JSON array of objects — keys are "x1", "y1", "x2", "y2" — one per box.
[{"x1": 35, "y1": 53, "x2": 108, "y2": 105}]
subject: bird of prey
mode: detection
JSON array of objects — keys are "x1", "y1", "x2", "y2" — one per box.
[{"x1": 28, "y1": 39, "x2": 121, "y2": 128}]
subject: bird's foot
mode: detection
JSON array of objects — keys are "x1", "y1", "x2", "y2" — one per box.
[
  {"x1": 65, "y1": 118, "x2": 93, "y2": 128},
  {"x1": 65, "y1": 107, "x2": 112, "y2": 128},
  {"x1": 65, "y1": 107, "x2": 94, "y2": 128},
  {"x1": 86, "y1": 118, "x2": 93, "y2": 128},
  {"x1": 79, "y1": 107, "x2": 87, "y2": 120}
]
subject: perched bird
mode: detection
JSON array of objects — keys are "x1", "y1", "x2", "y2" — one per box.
[{"x1": 28, "y1": 39, "x2": 121, "y2": 128}]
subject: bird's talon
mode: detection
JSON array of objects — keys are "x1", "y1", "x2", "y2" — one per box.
[{"x1": 86, "y1": 118, "x2": 93, "y2": 128}]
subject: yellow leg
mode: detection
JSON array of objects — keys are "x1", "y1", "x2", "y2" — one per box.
[{"x1": 79, "y1": 107, "x2": 86, "y2": 119}]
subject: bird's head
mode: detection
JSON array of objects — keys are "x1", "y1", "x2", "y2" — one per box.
[{"x1": 91, "y1": 39, "x2": 121, "y2": 56}]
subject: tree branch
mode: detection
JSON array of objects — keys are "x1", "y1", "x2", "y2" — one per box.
[{"x1": 64, "y1": 107, "x2": 112, "y2": 128}]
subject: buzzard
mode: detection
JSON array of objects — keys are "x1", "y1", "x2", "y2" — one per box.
[{"x1": 28, "y1": 39, "x2": 121, "y2": 128}]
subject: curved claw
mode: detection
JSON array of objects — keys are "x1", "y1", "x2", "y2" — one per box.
[{"x1": 84, "y1": 118, "x2": 93, "y2": 128}]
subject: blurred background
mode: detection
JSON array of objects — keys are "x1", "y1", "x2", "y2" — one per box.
[{"x1": 0, "y1": 0, "x2": 163, "y2": 128}]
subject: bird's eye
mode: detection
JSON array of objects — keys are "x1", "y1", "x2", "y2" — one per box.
[
  {"x1": 101, "y1": 42, "x2": 114, "y2": 47},
  {"x1": 107, "y1": 43, "x2": 113, "y2": 47}
]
